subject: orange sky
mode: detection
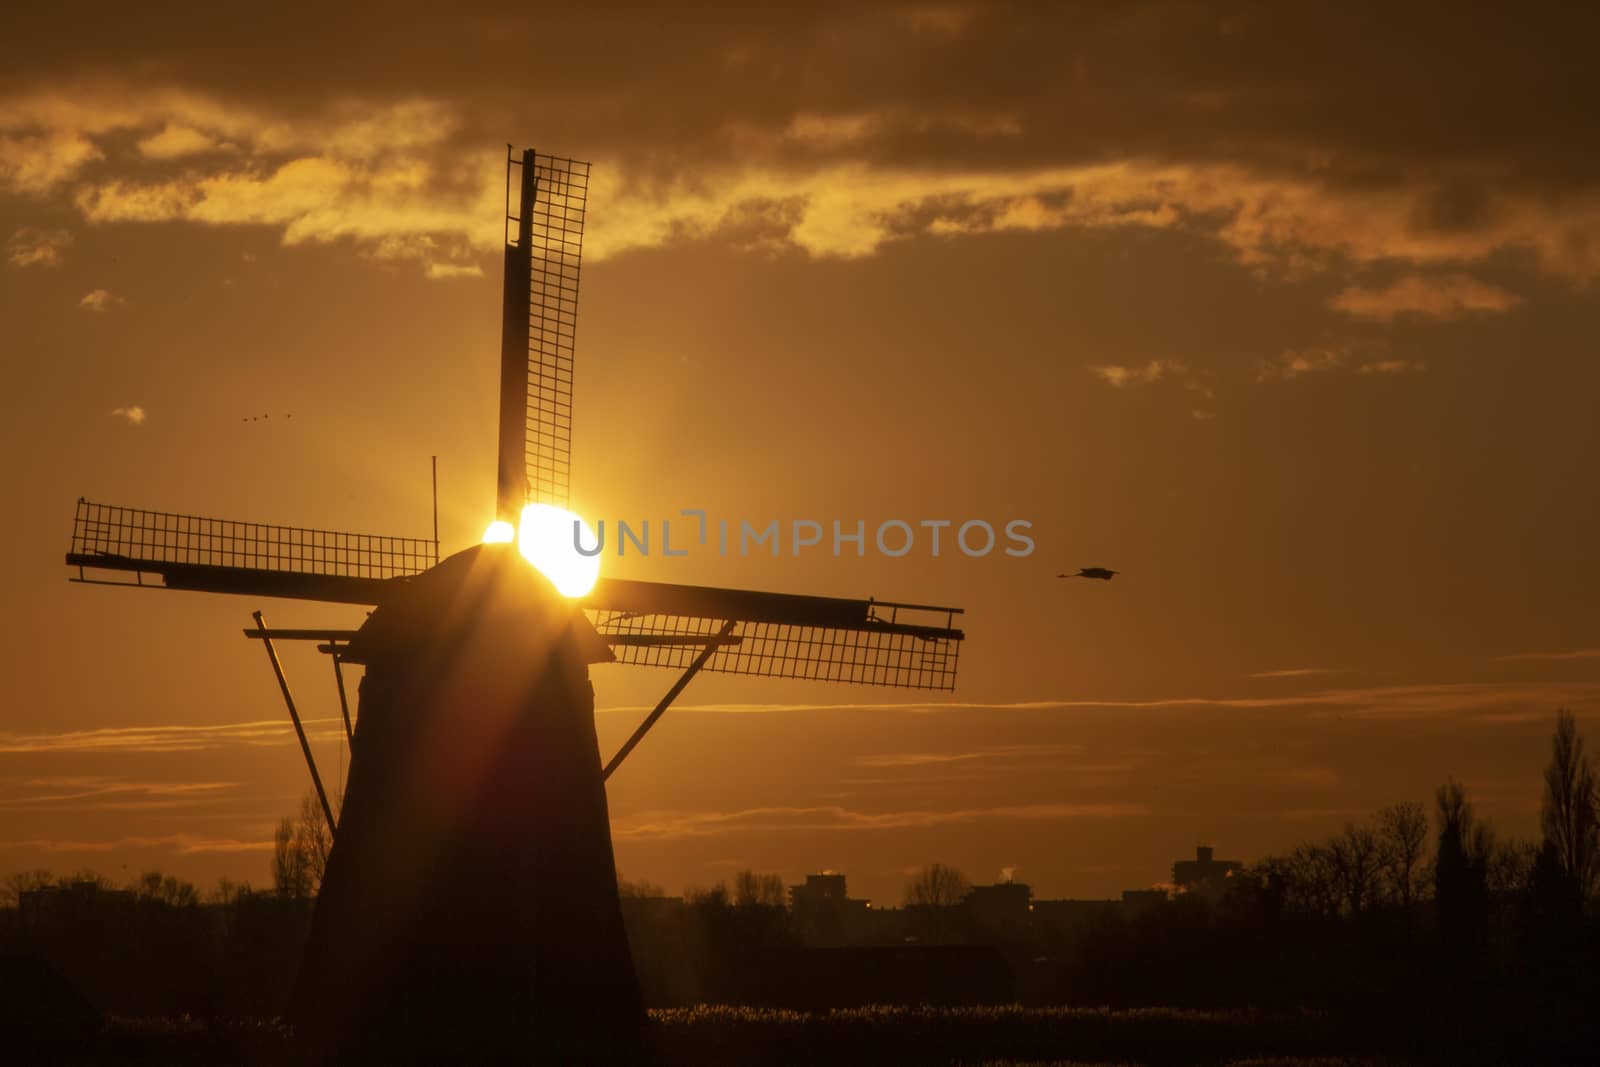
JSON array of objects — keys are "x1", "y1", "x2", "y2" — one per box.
[{"x1": 2, "y1": 4, "x2": 1598, "y2": 904}]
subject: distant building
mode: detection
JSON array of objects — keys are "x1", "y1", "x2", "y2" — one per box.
[
  {"x1": 965, "y1": 880, "x2": 1032, "y2": 934},
  {"x1": 1172, "y1": 845, "x2": 1242, "y2": 896},
  {"x1": 789, "y1": 872, "x2": 873, "y2": 944},
  {"x1": 1120, "y1": 887, "x2": 1168, "y2": 914},
  {"x1": 1030, "y1": 898, "x2": 1121, "y2": 940},
  {"x1": 17, "y1": 881, "x2": 136, "y2": 927}
]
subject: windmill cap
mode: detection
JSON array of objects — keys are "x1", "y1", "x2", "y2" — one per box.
[{"x1": 341, "y1": 542, "x2": 614, "y2": 666}]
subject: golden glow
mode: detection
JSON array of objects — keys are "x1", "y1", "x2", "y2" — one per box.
[
  {"x1": 481, "y1": 519, "x2": 515, "y2": 544},
  {"x1": 513, "y1": 504, "x2": 601, "y2": 598}
]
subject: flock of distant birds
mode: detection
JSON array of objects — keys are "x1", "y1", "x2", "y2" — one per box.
[{"x1": 243, "y1": 413, "x2": 293, "y2": 422}]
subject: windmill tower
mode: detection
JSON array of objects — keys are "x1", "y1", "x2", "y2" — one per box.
[{"x1": 64, "y1": 147, "x2": 965, "y2": 1053}]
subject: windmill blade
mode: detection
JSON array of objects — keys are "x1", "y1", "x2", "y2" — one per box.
[
  {"x1": 498, "y1": 148, "x2": 589, "y2": 520},
  {"x1": 64, "y1": 499, "x2": 436, "y2": 604},
  {"x1": 64, "y1": 500, "x2": 964, "y2": 688},
  {"x1": 584, "y1": 580, "x2": 963, "y2": 691}
]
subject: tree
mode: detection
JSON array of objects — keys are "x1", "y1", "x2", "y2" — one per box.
[
  {"x1": 1378, "y1": 801, "x2": 1429, "y2": 908},
  {"x1": 1540, "y1": 708, "x2": 1598, "y2": 903},
  {"x1": 133, "y1": 870, "x2": 199, "y2": 907},
  {"x1": 903, "y1": 863, "x2": 971, "y2": 908},
  {"x1": 1, "y1": 869, "x2": 54, "y2": 907},
  {"x1": 1282, "y1": 843, "x2": 1341, "y2": 919},
  {"x1": 1328, "y1": 822, "x2": 1385, "y2": 917},
  {"x1": 734, "y1": 870, "x2": 787, "y2": 909},
  {"x1": 1434, "y1": 779, "x2": 1493, "y2": 934},
  {"x1": 273, "y1": 792, "x2": 330, "y2": 899},
  {"x1": 617, "y1": 875, "x2": 665, "y2": 899}
]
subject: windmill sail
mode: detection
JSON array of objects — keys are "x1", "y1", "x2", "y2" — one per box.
[
  {"x1": 65, "y1": 146, "x2": 965, "y2": 692},
  {"x1": 499, "y1": 149, "x2": 588, "y2": 519},
  {"x1": 65, "y1": 499, "x2": 437, "y2": 604},
  {"x1": 66, "y1": 499, "x2": 963, "y2": 690}
]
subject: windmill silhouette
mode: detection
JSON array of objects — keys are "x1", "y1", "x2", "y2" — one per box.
[{"x1": 63, "y1": 147, "x2": 965, "y2": 1053}]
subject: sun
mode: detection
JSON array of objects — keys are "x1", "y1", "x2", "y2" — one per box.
[{"x1": 482, "y1": 505, "x2": 601, "y2": 598}]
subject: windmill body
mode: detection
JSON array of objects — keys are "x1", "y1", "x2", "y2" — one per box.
[
  {"x1": 293, "y1": 544, "x2": 638, "y2": 1052},
  {"x1": 63, "y1": 146, "x2": 967, "y2": 1052}
]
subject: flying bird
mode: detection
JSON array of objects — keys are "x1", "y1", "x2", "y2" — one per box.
[{"x1": 1059, "y1": 568, "x2": 1118, "y2": 581}]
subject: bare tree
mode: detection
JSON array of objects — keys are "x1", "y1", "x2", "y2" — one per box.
[
  {"x1": 617, "y1": 875, "x2": 666, "y2": 899},
  {"x1": 273, "y1": 792, "x2": 331, "y2": 899},
  {"x1": 734, "y1": 870, "x2": 787, "y2": 909},
  {"x1": 1, "y1": 869, "x2": 54, "y2": 907},
  {"x1": 1541, "y1": 708, "x2": 1599, "y2": 901},
  {"x1": 1328, "y1": 822, "x2": 1385, "y2": 916},
  {"x1": 1378, "y1": 801, "x2": 1429, "y2": 908},
  {"x1": 1435, "y1": 779, "x2": 1494, "y2": 928},
  {"x1": 133, "y1": 870, "x2": 199, "y2": 907},
  {"x1": 1282, "y1": 843, "x2": 1341, "y2": 919},
  {"x1": 903, "y1": 863, "x2": 971, "y2": 908}
]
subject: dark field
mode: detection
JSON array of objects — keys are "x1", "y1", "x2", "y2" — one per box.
[{"x1": 17, "y1": 1006, "x2": 1422, "y2": 1067}]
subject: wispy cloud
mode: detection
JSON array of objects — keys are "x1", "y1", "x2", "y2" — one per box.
[
  {"x1": 1248, "y1": 667, "x2": 1343, "y2": 679},
  {"x1": 604, "y1": 681, "x2": 1600, "y2": 719},
  {"x1": 0, "y1": 777, "x2": 237, "y2": 812},
  {"x1": 1496, "y1": 649, "x2": 1600, "y2": 663},
  {"x1": 110, "y1": 405, "x2": 145, "y2": 425},
  {"x1": 1330, "y1": 273, "x2": 1523, "y2": 321},
  {"x1": 1087, "y1": 359, "x2": 1185, "y2": 388},
  {"x1": 6, "y1": 226, "x2": 71, "y2": 267},
  {"x1": 135, "y1": 123, "x2": 228, "y2": 161},
  {"x1": 1259, "y1": 343, "x2": 1424, "y2": 382},
  {"x1": 1355, "y1": 359, "x2": 1425, "y2": 375},
  {"x1": 79, "y1": 288, "x2": 124, "y2": 312},
  {"x1": 613, "y1": 802, "x2": 1146, "y2": 841},
  {"x1": 1257, "y1": 346, "x2": 1344, "y2": 382},
  {"x1": 423, "y1": 262, "x2": 484, "y2": 280},
  {"x1": 0, "y1": 834, "x2": 272, "y2": 855},
  {"x1": 855, "y1": 743, "x2": 1082, "y2": 768},
  {"x1": 0, "y1": 129, "x2": 101, "y2": 194},
  {"x1": 0, "y1": 717, "x2": 342, "y2": 754}
]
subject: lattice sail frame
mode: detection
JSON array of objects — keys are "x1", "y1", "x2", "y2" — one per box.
[
  {"x1": 65, "y1": 150, "x2": 966, "y2": 694},
  {"x1": 64, "y1": 499, "x2": 963, "y2": 691},
  {"x1": 594, "y1": 610, "x2": 961, "y2": 691},
  {"x1": 508, "y1": 150, "x2": 589, "y2": 509},
  {"x1": 67, "y1": 499, "x2": 438, "y2": 580}
]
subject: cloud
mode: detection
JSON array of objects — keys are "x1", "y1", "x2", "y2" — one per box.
[
  {"x1": 1249, "y1": 667, "x2": 1342, "y2": 679},
  {"x1": 0, "y1": 75, "x2": 1595, "y2": 288},
  {"x1": 0, "y1": 9, "x2": 1596, "y2": 286},
  {"x1": 135, "y1": 122, "x2": 226, "y2": 160},
  {"x1": 1087, "y1": 359, "x2": 1185, "y2": 388},
  {"x1": 6, "y1": 226, "x2": 71, "y2": 266},
  {"x1": 1496, "y1": 649, "x2": 1600, "y2": 663},
  {"x1": 1329, "y1": 274, "x2": 1524, "y2": 321},
  {"x1": 0, "y1": 130, "x2": 101, "y2": 194},
  {"x1": 1355, "y1": 359, "x2": 1425, "y2": 375},
  {"x1": 613, "y1": 801, "x2": 1146, "y2": 841},
  {"x1": 603, "y1": 680, "x2": 1600, "y2": 719},
  {"x1": 0, "y1": 716, "x2": 342, "y2": 754},
  {"x1": 1257, "y1": 346, "x2": 1343, "y2": 382},
  {"x1": 0, "y1": 833, "x2": 272, "y2": 854},
  {"x1": 110, "y1": 405, "x2": 145, "y2": 424},
  {"x1": 856, "y1": 743, "x2": 1081, "y2": 768},
  {"x1": 423, "y1": 261, "x2": 484, "y2": 280},
  {"x1": 0, "y1": 777, "x2": 237, "y2": 812},
  {"x1": 79, "y1": 288, "x2": 124, "y2": 312}
]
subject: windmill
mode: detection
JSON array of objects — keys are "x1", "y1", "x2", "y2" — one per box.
[{"x1": 63, "y1": 147, "x2": 966, "y2": 1053}]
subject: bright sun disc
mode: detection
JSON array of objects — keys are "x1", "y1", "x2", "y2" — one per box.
[{"x1": 515, "y1": 503, "x2": 601, "y2": 598}]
